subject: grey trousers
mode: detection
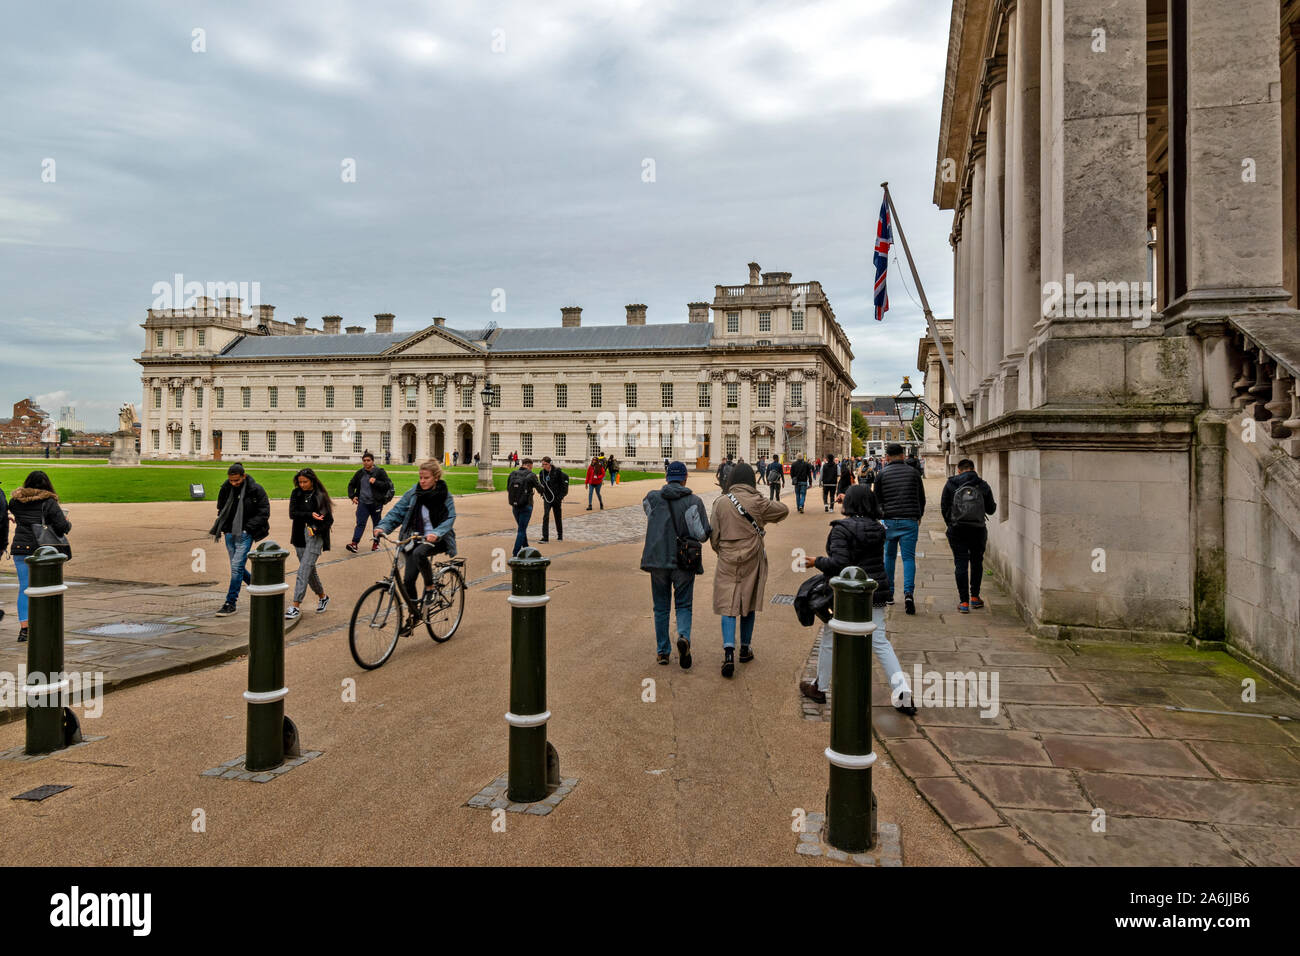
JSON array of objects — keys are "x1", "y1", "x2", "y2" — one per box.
[{"x1": 293, "y1": 535, "x2": 326, "y2": 603}]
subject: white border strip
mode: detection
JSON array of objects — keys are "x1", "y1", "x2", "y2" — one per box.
[
  {"x1": 246, "y1": 583, "x2": 289, "y2": 596},
  {"x1": 243, "y1": 687, "x2": 289, "y2": 704},
  {"x1": 828, "y1": 617, "x2": 876, "y2": 635},
  {"x1": 825, "y1": 747, "x2": 877, "y2": 769},
  {"x1": 24, "y1": 678, "x2": 70, "y2": 697},
  {"x1": 25, "y1": 584, "x2": 68, "y2": 598},
  {"x1": 507, "y1": 593, "x2": 550, "y2": 607},
  {"x1": 504, "y1": 710, "x2": 551, "y2": 727}
]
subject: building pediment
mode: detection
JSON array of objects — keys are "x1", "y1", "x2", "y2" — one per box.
[{"x1": 383, "y1": 326, "x2": 485, "y2": 358}]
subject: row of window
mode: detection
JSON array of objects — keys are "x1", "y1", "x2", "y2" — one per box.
[
  {"x1": 150, "y1": 380, "x2": 807, "y2": 412},
  {"x1": 154, "y1": 330, "x2": 207, "y2": 349},
  {"x1": 724, "y1": 310, "x2": 804, "y2": 334}
]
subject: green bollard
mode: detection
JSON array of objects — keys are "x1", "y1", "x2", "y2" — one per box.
[
  {"x1": 245, "y1": 541, "x2": 290, "y2": 772},
  {"x1": 24, "y1": 546, "x2": 70, "y2": 755},
  {"x1": 506, "y1": 547, "x2": 552, "y2": 803},
  {"x1": 824, "y1": 565, "x2": 879, "y2": 853}
]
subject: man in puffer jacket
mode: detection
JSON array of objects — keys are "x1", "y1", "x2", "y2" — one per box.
[
  {"x1": 795, "y1": 485, "x2": 915, "y2": 714},
  {"x1": 873, "y1": 442, "x2": 926, "y2": 614},
  {"x1": 941, "y1": 458, "x2": 996, "y2": 612}
]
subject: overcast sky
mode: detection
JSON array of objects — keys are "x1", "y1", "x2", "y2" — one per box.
[{"x1": 1, "y1": 0, "x2": 955, "y2": 430}]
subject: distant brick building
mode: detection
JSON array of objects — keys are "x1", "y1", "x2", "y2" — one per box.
[{"x1": 0, "y1": 398, "x2": 51, "y2": 446}]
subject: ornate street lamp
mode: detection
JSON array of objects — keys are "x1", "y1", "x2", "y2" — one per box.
[
  {"x1": 894, "y1": 375, "x2": 944, "y2": 449},
  {"x1": 476, "y1": 375, "x2": 495, "y2": 490}
]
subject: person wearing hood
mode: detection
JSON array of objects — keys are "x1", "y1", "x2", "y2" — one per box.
[
  {"x1": 941, "y1": 458, "x2": 996, "y2": 612},
  {"x1": 209, "y1": 463, "x2": 271, "y2": 618},
  {"x1": 819, "y1": 453, "x2": 840, "y2": 512},
  {"x1": 641, "y1": 461, "x2": 711, "y2": 667},
  {"x1": 796, "y1": 485, "x2": 915, "y2": 714},
  {"x1": 7, "y1": 471, "x2": 72, "y2": 643},
  {"x1": 376, "y1": 458, "x2": 457, "y2": 633},
  {"x1": 708, "y1": 462, "x2": 789, "y2": 677}
]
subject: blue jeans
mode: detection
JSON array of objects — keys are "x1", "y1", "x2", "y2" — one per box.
[
  {"x1": 352, "y1": 501, "x2": 382, "y2": 543},
  {"x1": 14, "y1": 554, "x2": 30, "y2": 622},
  {"x1": 512, "y1": 505, "x2": 532, "y2": 556},
  {"x1": 794, "y1": 482, "x2": 809, "y2": 510},
  {"x1": 883, "y1": 518, "x2": 920, "y2": 597},
  {"x1": 224, "y1": 532, "x2": 254, "y2": 606},
  {"x1": 816, "y1": 605, "x2": 910, "y2": 699},
  {"x1": 720, "y1": 611, "x2": 755, "y2": 648},
  {"x1": 650, "y1": 568, "x2": 694, "y2": 655},
  {"x1": 588, "y1": 484, "x2": 603, "y2": 507}
]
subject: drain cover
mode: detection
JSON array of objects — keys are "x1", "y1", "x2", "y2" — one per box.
[
  {"x1": 13, "y1": 784, "x2": 71, "y2": 802},
  {"x1": 76, "y1": 622, "x2": 188, "y2": 638},
  {"x1": 771, "y1": 594, "x2": 796, "y2": 605}
]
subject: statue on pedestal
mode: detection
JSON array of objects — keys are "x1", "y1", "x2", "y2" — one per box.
[{"x1": 109, "y1": 402, "x2": 140, "y2": 466}]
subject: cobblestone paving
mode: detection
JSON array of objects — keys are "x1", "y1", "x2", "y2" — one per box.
[
  {"x1": 465, "y1": 774, "x2": 580, "y2": 815},
  {"x1": 0, "y1": 735, "x2": 107, "y2": 762},
  {"x1": 199, "y1": 749, "x2": 324, "y2": 783},
  {"x1": 794, "y1": 813, "x2": 902, "y2": 866}
]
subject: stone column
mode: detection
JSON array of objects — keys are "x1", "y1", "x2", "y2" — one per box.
[
  {"x1": 387, "y1": 374, "x2": 399, "y2": 459},
  {"x1": 444, "y1": 375, "x2": 456, "y2": 464},
  {"x1": 738, "y1": 373, "x2": 752, "y2": 461},
  {"x1": 140, "y1": 380, "x2": 152, "y2": 456},
  {"x1": 200, "y1": 377, "x2": 212, "y2": 459},
  {"x1": 1007, "y1": 0, "x2": 1041, "y2": 360},
  {"x1": 416, "y1": 376, "x2": 429, "y2": 461},
  {"x1": 774, "y1": 374, "x2": 787, "y2": 458},
  {"x1": 952, "y1": 227, "x2": 966, "y2": 398},
  {"x1": 474, "y1": 375, "x2": 486, "y2": 462},
  {"x1": 982, "y1": 63, "x2": 1007, "y2": 386},
  {"x1": 967, "y1": 142, "x2": 987, "y2": 405},
  {"x1": 158, "y1": 379, "x2": 172, "y2": 457},
  {"x1": 711, "y1": 373, "x2": 723, "y2": 466},
  {"x1": 1002, "y1": 6, "x2": 1019, "y2": 368},
  {"x1": 804, "y1": 370, "x2": 817, "y2": 458}
]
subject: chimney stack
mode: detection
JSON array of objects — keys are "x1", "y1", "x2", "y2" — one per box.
[
  {"x1": 561, "y1": 306, "x2": 582, "y2": 328},
  {"x1": 193, "y1": 296, "x2": 213, "y2": 315},
  {"x1": 762, "y1": 271, "x2": 791, "y2": 286},
  {"x1": 293, "y1": 316, "x2": 308, "y2": 334},
  {"x1": 222, "y1": 297, "x2": 244, "y2": 315},
  {"x1": 747, "y1": 262, "x2": 761, "y2": 285},
  {"x1": 625, "y1": 303, "x2": 647, "y2": 326},
  {"x1": 345, "y1": 325, "x2": 365, "y2": 334},
  {"x1": 433, "y1": 316, "x2": 446, "y2": 328},
  {"x1": 375, "y1": 313, "x2": 395, "y2": 333},
  {"x1": 688, "y1": 302, "x2": 710, "y2": 323},
  {"x1": 255, "y1": 304, "x2": 275, "y2": 323},
  {"x1": 322, "y1": 315, "x2": 343, "y2": 335}
]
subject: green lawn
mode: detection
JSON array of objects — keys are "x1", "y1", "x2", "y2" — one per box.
[{"x1": 0, "y1": 461, "x2": 663, "y2": 503}]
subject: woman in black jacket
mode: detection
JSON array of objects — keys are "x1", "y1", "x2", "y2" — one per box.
[
  {"x1": 7, "y1": 471, "x2": 71, "y2": 643},
  {"x1": 286, "y1": 469, "x2": 333, "y2": 621},
  {"x1": 796, "y1": 485, "x2": 914, "y2": 713}
]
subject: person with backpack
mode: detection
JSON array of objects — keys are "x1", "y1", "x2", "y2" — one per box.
[
  {"x1": 641, "y1": 461, "x2": 711, "y2": 667},
  {"x1": 286, "y1": 468, "x2": 333, "y2": 621},
  {"x1": 607, "y1": 455, "x2": 620, "y2": 485},
  {"x1": 538, "y1": 456, "x2": 569, "y2": 543},
  {"x1": 375, "y1": 459, "x2": 458, "y2": 632},
  {"x1": 346, "y1": 450, "x2": 394, "y2": 553},
  {"x1": 708, "y1": 462, "x2": 788, "y2": 677},
  {"x1": 941, "y1": 458, "x2": 996, "y2": 612},
  {"x1": 820, "y1": 453, "x2": 840, "y2": 512},
  {"x1": 755, "y1": 455, "x2": 767, "y2": 486},
  {"x1": 715, "y1": 453, "x2": 735, "y2": 492},
  {"x1": 875, "y1": 442, "x2": 926, "y2": 614},
  {"x1": 585, "y1": 456, "x2": 605, "y2": 510},
  {"x1": 507, "y1": 457, "x2": 541, "y2": 556},
  {"x1": 836, "y1": 452, "x2": 854, "y2": 499},
  {"x1": 765, "y1": 457, "x2": 784, "y2": 500},
  {"x1": 209, "y1": 463, "x2": 271, "y2": 617},
  {"x1": 796, "y1": 485, "x2": 915, "y2": 714},
  {"x1": 7, "y1": 470, "x2": 71, "y2": 643},
  {"x1": 789, "y1": 454, "x2": 812, "y2": 513}
]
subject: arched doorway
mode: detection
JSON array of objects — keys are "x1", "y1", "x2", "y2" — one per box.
[
  {"x1": 401, "y1": 423, "x2": 416, "y2": 464},
  {"x1": 431, "y1": 424, "x2": 444, "y2": 462},
  {"x1": 458, "y1": 423, "x2": 474, "y2": 464}
]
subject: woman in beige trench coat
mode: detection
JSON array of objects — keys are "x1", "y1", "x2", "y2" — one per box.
[{"x1": 709, "y1": 462, "x2": 789, "y2": 677}]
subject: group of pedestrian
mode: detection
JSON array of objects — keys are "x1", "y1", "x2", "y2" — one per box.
[
  {"x1": 506, "y1": 456, "x2": 570, "y2": 556},
  {"x1": 2, "y1": 470, "x2": 73, "y2": 643}
]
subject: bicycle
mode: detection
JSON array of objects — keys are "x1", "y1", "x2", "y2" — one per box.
[{"x1": 348, "y1": 532, "x2": 466, "y2": 669}]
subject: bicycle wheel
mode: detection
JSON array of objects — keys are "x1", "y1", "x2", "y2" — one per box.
[
  {"x1": 349, "y1": 582, "x2": 403, "y2": 669},
  {"x1": 423, "y1": 566, "x2": 464, "y2": 643}
]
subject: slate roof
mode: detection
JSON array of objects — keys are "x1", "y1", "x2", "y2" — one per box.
[{"x1": 220, "y1": 331, "x2": 411, "y2": 358}]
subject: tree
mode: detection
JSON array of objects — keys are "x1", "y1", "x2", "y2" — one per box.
[
  {"x1": 851, "y1": 408, "x2": 869, "y2": 442},
  {"x1": 851, "y1": 433, "x2": 865, "y2": 457},
  {"x1": 58, "y1": 427, "x2": 73, "y2": 444},
  {"x1": 909, "y1": 414, "x2": 924, "y2": 441}
]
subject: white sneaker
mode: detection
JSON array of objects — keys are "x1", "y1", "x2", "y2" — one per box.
[{"x1": 284, "y1": 607, "x2": 301, "y2": 620}]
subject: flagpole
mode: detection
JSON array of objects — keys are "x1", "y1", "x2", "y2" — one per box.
[{"x1": 880, "y1": 182, "x2": 970, "y2": 433}]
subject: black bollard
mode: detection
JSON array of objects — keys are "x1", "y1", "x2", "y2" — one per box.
[
  {"x1": 505, "y1": 547, "x2": 553, "y2": 802},
  {"x1": 824, "y1": 566, "x2": 878, "y2": 852},
  {"x1": 245, "y1": 541, "x2": 292, "y2": 771},
  {"x1": 24, "y1": 546, "x2": 74, "y2": 755}
]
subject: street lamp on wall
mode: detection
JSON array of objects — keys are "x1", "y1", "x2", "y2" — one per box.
[{"x1": 476, "y1": 375, "x2": 494, "y2": 490}]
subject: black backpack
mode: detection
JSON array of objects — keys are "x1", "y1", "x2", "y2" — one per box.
[
  {"x1": 507, "y1": 470, "x2": 532, "y2": 508},
  {"x1": 952, "y1": 482, "x2": 986, "y2": 527},
  {"x1": 667, "y1": 496, "x2": 703, "y2": 575}
]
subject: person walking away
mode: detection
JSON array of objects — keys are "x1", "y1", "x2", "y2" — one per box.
[
  {"x1": 346, "y1": 451, "x2": 394, "y2": 553},
  {"x1": 375, "y1": 459, "x2": 458, "y2": 631},
  {"x1": 836, "y1": 452, "x2": 854, "y2": 499},
  {"x1": 941, "y1": 458, "x2": 996, "y2": 612},
  {"x1": 766, "y1": 457, "x2": 784, "y2": 500},
  {"x1": 708, "y1": 463, "x2": 788, "y2": 677},
  {"x1": 716, "y1": 453, "x2": 735, "y2": 492},
  {"x1": 286, "y1": 468, "x2": 333, "y2": 620},
  {"x1": 641, "y1": 461, "x2": 711, "y2": 667},
  {"x1": 0, "y1": 478, "x2": 7, "y2": 627},
  {"x1": 7, "y1": 471, "x2": 71, "y2": 642},
  {"x1": 210, "y1": 463, "x2": 271, "y2": 617},
  {"x1": 755, "y1": 455, "x2": 768, "y2": 487},
  {"x1": 452, "y1": 450, "x2": 459, "y2": 465},
  {"x1": 607, "y1": 455, "x2": 620, "y2": 485},
  {"x1": 585, "y1": 456, "x2": 605, "y2": 510},
  {"x1": 907, "y1": 453, "x2": 924, "y2": 474},
  {"x1": 796, "y1": 485, "x2": 915, "y2": 714},
  {"x1": 538, "y1": 456, "x2": 569, "y2": 542},
  {"x1": 875, "y1": 442, "x2": 926, "y2": 614},
  {"x1": 789, "y1": 454, "x2": 812, "y2": 513},
  {"x1": 820, "y1": 453, "x2": 840, "y2": 512},
  {"x1": 506, "y1": 458, "x2": 541, "y2": 556}
]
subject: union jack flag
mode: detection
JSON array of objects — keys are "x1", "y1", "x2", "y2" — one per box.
[{"x1": 872, "y1": 199, "x2": 892, "y2": 321}]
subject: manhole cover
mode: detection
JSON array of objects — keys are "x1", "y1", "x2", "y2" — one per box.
[
  {"x1": 13, "y1": 784, "x2": 72, "y2": 802},
  {"x1": 76, "y1": 622, "x2": 188, "y2": 638},
  {"x1": 771, "y1": 594, "x2": 796, "y2": 605}
]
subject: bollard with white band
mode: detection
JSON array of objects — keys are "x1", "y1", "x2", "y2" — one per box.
[
  {"x1": 245, "y1": 541, "x2": 296, "y2": 771},
  {"x1": 24, "y1": 546, "x2": 77, "y2": 755},
  {"x1": 825, "y1": 565, "x2": 878, "y2": 853},
  {"x1": 506, "y1": 547, "x2": 556, "y2": 803}
]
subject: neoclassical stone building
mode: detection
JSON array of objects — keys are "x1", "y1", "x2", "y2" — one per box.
[
  {"x1": 135, "y1": 263, "x2": 854, "y2": 470},
  {"x1": 935, "y1": 0, "x2": 1300, "y2": 683}
]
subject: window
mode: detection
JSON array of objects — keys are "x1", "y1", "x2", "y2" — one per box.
[
  {"x1": 176, "y1": 330, "x2": 185, "y2": 347},
  {"x1": 756, "y1": 339, "x2": 772, "y2": 346},
  {"x1": 325, "y1": 385, "x2": 335, "y2": 408},
  {"x1": 521, "y1": 433, "x2": 532, "y2": 456},
  {"x1": 460, "y1": 386, "x2": 473, "y2": 409},
  {"x1": 266, "y1": 431, "x2": 277, "y2": 452},
  {"x1": 153, "y1": 387, "x2": 162, "y2": 409},
  {"x1": 215, "y1": 387, "x2": 225, "y2": 408},
  {"x1": 555, "y1": 384, "x2": 567, "y2": 408},
  {"x1": 197, "y1": 330, "x2": 206, "y2": 348},
  {"x1": 698, "y1": 382, "x2": 710, "y2": 408},
  {"x1": 554, "y1": 433, "x2": 566, "y2": 457},
  {"x1": 758, "y1": 310, "x2": 771, "y2": 332},
  {"x1": 726, "y1": 311, "x2": 739, "y2": 333},
  {"x1": 405, "y1": 385, "x2": 417, "y2": 409},
  {"x1": 625, "y1": 383, "x2": 637, "y2": 408},
  {"x1": 294, "y1": 431, "x2": 304, "y2": 453},
  {"x1": 661, "y1": 432, "x2": 672, "y2": 458},
  {"x1": 353, "y1": 386, "x2": 364, "y2": 408},
  {"x1": 193, "y1": 429, "x2": 202, "y2": 451},
  {"x1": 381, "y1": 431, "x2": 390, "y2": 453},
  {"x1": 587, "y1": 433, "x2": 600, "y2": 458},
  {"x1": 239, "y1": 430, "x2": 249, "y2": 452},
  {"x1": 268, "y1": 386, "x2": 278, "y2": 409},
  {"x1": 241, "y1": 387, "x2": 251, "y2": 408},
  {"x1": 323, "y1": 431, "x2": 333, "y2": 453},
  {"x1": 433, "y1": 385, "x2": 445, "y2": 409},
  {"x1": 756, "y1": 435, "x2": 770, "y2": 458},
  {"x1": 381, "y1": 385, "x2": 391, "y2": 409},
  {"x1": 296, "y1": 386, "x2": 306, "y2": 408},
  {"x1": 792, "y1": 310, "x2": 805, "y2": 331},
  {"x1": 173, "y1": 389, "x2": 183, "y2": 409},
  {"x1": 172, "y1": 431, "x2": 181, "y2": 451},
  {"x1": 726, "y1": 383, "x2": 739, "y2": 408},
  {"x1": 154, "y1": 331, "x2": 164, "y2": 349},
  {"x1": 590, "y1": 383, "x2": 602, "y2": 408},
  {"x1": 725, "y1": 435, "x2": 738, "y2": 458},
  {"x1": 353, "y1": 432, "x2": 363, "y2": 454},
  {"x1": 490, "y1": 384, "x2": 501, "y2": 408},
  {"x1": 522, "y1": 384, "x2": 534, "y2": 408},
  {"x1": 195, "y1": 387, "x2": 204, "y2": 409},
  {"x1": 661, "y1": 383, "x2": 673, "y2": 408},
  {"x1": 625, "y1": 435, "x2": 636, "y2": 457},
  {"x1": 150, "y1": 430, "x2": 159, "y2": 450},
  {"x1": 790, "y1": 382, "x2": 803, "y2": 408},
  {"x1": 491, "y1": 433, "x2": 500, "y2": 457},
  {"x1": 758, "y1": 383, "x2": 772, "y2": 408}
]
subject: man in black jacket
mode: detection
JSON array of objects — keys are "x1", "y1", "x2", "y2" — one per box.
[
  {"x1": 538, "y1": 457, "x2": 569, "y2": 543},
  {"x1": 820, "y1": 453, "x2": 840, "y2": 512},
  {"x1": 506, "y1": 459, "x2": 541, "y2": 556},
  {"x1": 765, "y1": 458, "x2": 784, "y2": 500},
  {"x1": 875, "y1": 442, "x2": 926, "y2": 614},
  {"x1": 346, "y1": 451, "x2": 394, "y2": 553},
  {"x1": 789, "y1": 454, "x2": 812, "y2": 513},
  {"x1": 209, "y1": 463, "x2": 271, "y2": 616},
  {"x1": 941, "y1": 458, "x2": 996, "y2": 612},
  {"x1": 641, "y1": 461, "x2": 711, "y2": 667}
]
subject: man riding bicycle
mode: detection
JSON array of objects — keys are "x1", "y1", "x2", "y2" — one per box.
[{"x1": 375, "y1": 458, "x2": 457, "y2": 630}]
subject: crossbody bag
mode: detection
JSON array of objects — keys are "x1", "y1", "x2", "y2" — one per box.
[{"x1": 726, "y1": 493, "x2": 764, "y2": 537}]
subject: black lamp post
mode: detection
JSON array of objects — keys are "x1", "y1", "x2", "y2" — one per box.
[
  {"x1": 476, "y1": 375, "x2": 495, "y2": 490},
  {"x1": 893, "y1": 376, "x2": 922, "y2": 445}
]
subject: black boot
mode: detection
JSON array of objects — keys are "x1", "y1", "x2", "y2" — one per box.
[{"x1": 721, "y1": 646, "x2": 735, "y2": 678}]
